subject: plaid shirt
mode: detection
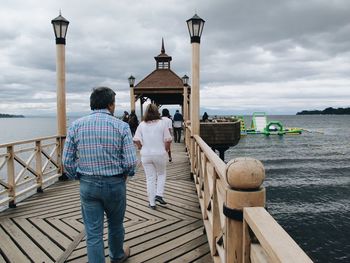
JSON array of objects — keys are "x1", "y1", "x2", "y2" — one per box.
[{"x1": 62, "y1": 109, "x2": 137, "y2": 179}]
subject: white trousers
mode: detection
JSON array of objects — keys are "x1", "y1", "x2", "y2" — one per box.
[{"x1": 141, "y1": 154, "x2": 167, "y2": 206}]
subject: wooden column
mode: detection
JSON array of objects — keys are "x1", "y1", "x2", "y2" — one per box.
[
  {"x1": 190, "y1": 42, "x2": 200, "y2": 177},
  {"x1": 56, "y1": 44, "x2": 67, "y2": 137},
  {"x1": 130, "y1": 86, "x2": 135, "y2": 112},
  {"x1": 225, "y1": 157, "x2": 266, "y2": 263},
  {"x1": 190, "y1": 42, "x2": 200, "y2": 136}
]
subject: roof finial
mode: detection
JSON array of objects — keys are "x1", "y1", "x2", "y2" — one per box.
[
  {"x1": 59, "y1": 9, "x2": 62, "y2": 16},
  {"x1": 161, "y1": 38, "x2": 165, "y2": 54}
]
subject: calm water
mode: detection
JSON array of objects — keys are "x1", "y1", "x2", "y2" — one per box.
[
  {"x1": 226, "y1": 115, "x2": 350, "y2": 263},
  {"x1": 1, "y1": 115, "x2": 349, "y2": 262}
]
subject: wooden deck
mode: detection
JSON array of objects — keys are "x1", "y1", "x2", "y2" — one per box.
[{"x1": 0, "y1": 143, "x2": 212, "y2": 263}]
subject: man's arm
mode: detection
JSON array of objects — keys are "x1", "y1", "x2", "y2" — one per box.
[
  {"x1": 62, "y1": 126, "x2": 78, "y2": 179},
  {"x1": 121, "y1": 126, "x2": 137, "y2": 176},
  {"x1": 134, "y1": 140, "x2": 142, "y2": 150}
]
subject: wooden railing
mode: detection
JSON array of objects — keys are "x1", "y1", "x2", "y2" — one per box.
[
  {"x1": 0, "y1": 136, "x2": 64, "y2": 209},
  {"x1": 184, "y1": 124, "x2": 313, "y2": 263}
]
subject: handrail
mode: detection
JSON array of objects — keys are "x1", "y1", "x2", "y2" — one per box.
[
  {"x1": 193, "y1": 135, "x2": 227, "y2": 185},
  {"x1": 0, "y1": 135, "x2": 64, "y2": 208},
  {"x1": 243, "y1": 207, "x2": 313, "y2": 262},
  {"x1": 0, "y1": 135, "x2": 62, "y2": 148},
  {"x1": 184, "y1": 124, "x2": 313, "y2": 263}
]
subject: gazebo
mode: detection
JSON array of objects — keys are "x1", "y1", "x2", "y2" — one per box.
[
  {"x1": 128, "y1": 39, "x2": 240, "y2": 160},
  {"x1": 129, "y1": 39, "x2": 190, "y2": 118}
]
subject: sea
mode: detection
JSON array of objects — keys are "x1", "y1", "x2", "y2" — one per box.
[
  {"x1": 226, "y1": 115, "x2": 350, "y2": 263},
  {"x1": 0, "y1": 115, "x2": 349, "y2": 263}
]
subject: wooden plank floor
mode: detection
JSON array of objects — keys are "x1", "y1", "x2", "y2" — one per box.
[{"x1": 0, "y1": 143, "x2": 212, "y2": 263}]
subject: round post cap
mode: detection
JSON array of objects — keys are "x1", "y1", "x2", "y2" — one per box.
[{"x1": 226, "y1": 157, "x2": 265, "y2": 190}]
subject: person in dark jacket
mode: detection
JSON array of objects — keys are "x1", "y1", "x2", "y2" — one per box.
[
  {"x1": 122, "y1": 111, "x2": 129, "y2": 123},
  {"x1": 173, "y1": 110, "x2": 183, "y2": 143},
  {"x1": 202, "y1": 112, "x2": 209, "y2": 122},
  {"x1": 128, "y1": 110, "x2": 139, "y2": 136}
]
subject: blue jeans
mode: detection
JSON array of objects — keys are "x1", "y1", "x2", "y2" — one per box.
[{"x1": 80, "y1": 175, "x2": 126, "y2": 263}]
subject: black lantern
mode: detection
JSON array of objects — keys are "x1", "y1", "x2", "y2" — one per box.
[
  {"x1": 182, "y1": 75, "x2": 189, "y2": 86},
  {"x1": 128, "y1": 75, "x2": 135, "y2": 87},
  {"x1": 51, "y1": 12, "x2": 69, "y2": 45},
  {"x1": 186, "y1": 14, "x2": 205, "y2": 43}
]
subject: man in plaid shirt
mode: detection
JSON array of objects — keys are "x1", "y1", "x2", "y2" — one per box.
[{"x1": 63, "y1": 87, "x2": 137, "y2": 263}]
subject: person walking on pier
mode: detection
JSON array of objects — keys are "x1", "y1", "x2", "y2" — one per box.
[
  {"x1": 122, "y1": 111, "x2": 129, "y2": 123},
  {"x1": 128, "y1": 110, "x2": 139, "y2": 136},
  {"x1": 202, "y1": 112, "x2": 209, "y2": 122},
  {"x1": 161, "y1": 108, "x2": 173, "y2": 162},
  {"x1": 62, "y1": 87, "x2": 137, "y2": 263},
  {"x1": 133, "y1": 104, "x2": 172, "y2": 209},
  {"x1": 173, "y1": 109, "x2": 183, "y2": 143}
]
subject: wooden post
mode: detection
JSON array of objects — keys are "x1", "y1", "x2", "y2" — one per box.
[
  {"x1": 130, "y1": 86, "x2": 135, "y2": 112},
  {"x1": 140, "y1": 99, "x2": 144, "y2": 120},
  {"x1": 187, "y1": 91, "x2": 191, "y2": 121},
  {"x1": 189, "y1": 42, "x2": 200, "y2": 178},
  {"x1": 225, "y1": 157, "x2": 266, "y2": 263},
  {"x1": 56, "y1": 44, "x2": 67, "y2": 137},
  {"x1": 183, "y1": 85, "x2": 188, "y2": 122},
  {"x1": 57, "y1": 136, "x2": 66, "y2": 180},
  {"x1": 190, "y1": 137, "x2": 195, "y2": 179},
  {"x1": 35, "y1": 140, "x2": 43, "y2": 193},
  {"x1": 7, "y1": 146, "x2": 16, "y2": 208},
  {"x1": 185, "y1": 121, "x2": 191, "y2": 151},
  {"x1": 190, "y1": 42, "x2": 200, "y2": 137}
]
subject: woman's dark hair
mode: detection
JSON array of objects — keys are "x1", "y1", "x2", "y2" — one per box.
[
  {"x1": 144, "y1": 104, "x2": 161, "y2": 122},
  {"x1": 90, "y1": 87, "x2": 116, "y2": 110},
  {"x1": 161, "y1": 108, "x2": 170, "y2": 117}
]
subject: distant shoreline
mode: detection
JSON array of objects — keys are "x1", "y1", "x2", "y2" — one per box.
[
  {"x1": 296, "y1": 107, "x2": 350, "y2": 115},
  {"x1": 0, "y1": 113, "x2": 25, "y2": 118}
]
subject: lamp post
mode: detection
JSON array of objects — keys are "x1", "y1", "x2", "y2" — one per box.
[
  {"x1": 186, "y1": 14, "x2": 204, "y2": 179},
  {"x1": 186, "y1": 14, "x2": 205, "y2": 136},
  {"x1": 182, "y1": 74, "x2": 189, "y2": 122},
  {"x1": 51, "y1": 12, "x2": 69, "y2": 137},
  {"x1": 128, "y1": 75, "x2": 136, "y2": 112}
]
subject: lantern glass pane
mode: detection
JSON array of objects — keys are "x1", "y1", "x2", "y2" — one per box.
[
  {"x1": 199, "y1": 23, "x2": 204, "y2": 37},
  {"x1": 187, "y1": 20, "x2": 194, "y2": 37},
  {"x1": 193, "y1": 22, "x2": 200, "y2": 36},
  {"x1": 61, "y1": 23, "x2": 68, "y2": 38},
  {"x1": 54, "y1": 24, "x2": 61, "y2": 37}
]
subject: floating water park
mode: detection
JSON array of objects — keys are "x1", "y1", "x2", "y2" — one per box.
[{"x1": 239, "y1": 112, "x2": 303, "y2": 136}]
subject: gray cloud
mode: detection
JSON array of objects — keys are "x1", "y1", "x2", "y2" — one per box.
[{"x1": 0, "y1": 0, "x2": 350, "y2": 116}]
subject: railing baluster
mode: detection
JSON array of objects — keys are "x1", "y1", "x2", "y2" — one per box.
[
  {"x1": 35, "y1": 140, "x2": 43, "y2": 193},
  {"x1": 211, "y1": 169, "x2": 220, "y2": 257},
  {"x1": 57, "y1": 137, "x2": 63, "y2": 176},
  {"x1": 7, "y1": 146, "x2": 16, "y2": 208},
  {"x1": 190, "y1": 136, "x2": 195, "y2": 180}
]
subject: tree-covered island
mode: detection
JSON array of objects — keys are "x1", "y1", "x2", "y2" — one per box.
[
  {"x1": 0, "y1": 113, "x2": 25, "y2": 118},
  {"x1": 297, "y1": 107, "x2": 350, "y2": 115}
]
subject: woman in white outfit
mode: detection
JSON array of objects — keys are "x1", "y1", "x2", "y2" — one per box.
[
  {"x1": 161, "y1": 108, "x2": 173, "y2": 162},
  {"x1": 133, "y1": 104, "x2": 172, "y2": 209}
]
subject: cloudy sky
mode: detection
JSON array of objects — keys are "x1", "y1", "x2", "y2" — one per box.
[{"x1": 1, "y1": 0, "x2": 350, "y2": 116}]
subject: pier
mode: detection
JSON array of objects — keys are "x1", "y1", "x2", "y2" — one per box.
[{"x1": 0, "y1": 135, "x2": 313, "y2": 262}]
